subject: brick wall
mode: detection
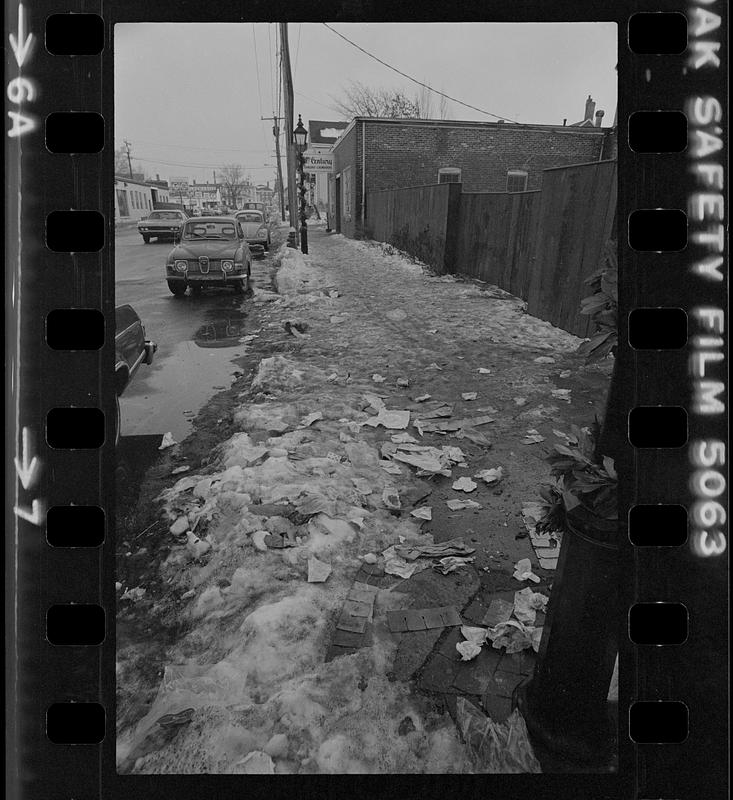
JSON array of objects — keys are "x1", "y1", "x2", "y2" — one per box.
[
  {"x1": 362, "y1": 120, "x2": 607, "y2": 194},
  {"x1": 332, "y1": 124, "x2": 359, "y2": 238}
]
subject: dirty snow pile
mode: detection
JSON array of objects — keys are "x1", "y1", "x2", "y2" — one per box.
[{"x1": 116, "y1": 349, "x2": 472, "y2": 774}]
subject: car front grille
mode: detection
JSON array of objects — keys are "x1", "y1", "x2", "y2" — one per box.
[{"x1": 188, "y1": 258, "x2": 221, "y2": 275}]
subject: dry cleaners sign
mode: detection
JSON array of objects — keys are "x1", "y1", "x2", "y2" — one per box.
[{"x1": 303, "y1": 151, "x2": 334, "y2": 172}]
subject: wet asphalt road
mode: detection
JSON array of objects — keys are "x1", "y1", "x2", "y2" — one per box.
[{"x1": 115, "y1": 226, "x2": 271, "y2": 442}]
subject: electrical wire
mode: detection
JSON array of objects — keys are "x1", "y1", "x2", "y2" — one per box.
[
  {"x1": 130, "y1": 155, "x2": 277, "y2": 170},
  {"x1": 252, "y1": 23, "x2": 265, "y2": 117},
  {"x1": 321, "y1": 22, "x2": 520, "y2": 123}
]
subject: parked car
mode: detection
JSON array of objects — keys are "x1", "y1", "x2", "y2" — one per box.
[
  {"x1": 114, "y1": 304, "x2": 156, "y2": 445},
  {"x1": 165, "y1": 216, "x2": 252, "y2": 296},
  {"x1": 234, "y1": 209, "x2": 271, "y2": 253},
  {"x1": 137, "y1": 210, "x2": 188, "y2": 243},
  {"x1": 241, "y1": 201, "x2": 270, "y2": 223}
]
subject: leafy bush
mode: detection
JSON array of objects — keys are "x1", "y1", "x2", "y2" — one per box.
[{"x1": 577, "y1": 240, "x2": 617, "y2": 364}]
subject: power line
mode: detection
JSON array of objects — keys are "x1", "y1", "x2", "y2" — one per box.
[
  {"x1": 321, "y1": 22, "x2": 520, "y2": 123},
  {"x1": 130, "y1": 155, "x2": 277, "y2": 170},
  {"x1": 252, "y1": 23, "x2": 265, "y2": 117},
  {"x1": 122, "y1": 138, "x2": 272, "y2": 154},
  {"x1": 294, "y1": 89, "x2": 343, "y2": 116}
]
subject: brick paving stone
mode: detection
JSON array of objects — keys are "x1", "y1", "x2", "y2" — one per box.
[
  {"x1": 437, "y1": 627, "x2": 464, "y2": 661},
  {"x1": 343, "y1": 599, "x2": 372, "y2": 618},
  {"x1": 418, "y1": 654, "x2": 458, "y2": 693},
  {"x1": 336, "y1": 613, "x2": 368, "y2": 634},
  {"x1": 420, "y1": 608, "x2": 447, "y2": 629},
  {"x1": 492, "y1": 669, "x2": 523, "y2": 698},
  {"x1": 332, "y1": 628, "x2": 365, "y2": 648},
  {"x1": 481, "y1": 599, "x2": 514, "y2": 628},
  {"x1": 387, "y1": 610, "x2": 411, "y2": 633},
  {"x1": 462, "y1": 600, "x2": 489, "y2": 624},
  {"x1": 405, "y1": 609, "x2": 429, "y2": 631},
  {"x1": 325, "y1": 645, "x2": 359, "y2": 662},
  {"x1": 498, "y1": 651, "x2": 534, "y2": 675},
  {"x1": 481, "y1": 693, "x2": 513, "y2": 723},
  {"x1": 452, "y1": 661, "x2": 492, "y2": 696}
]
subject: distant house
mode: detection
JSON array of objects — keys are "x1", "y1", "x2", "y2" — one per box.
[
  {"x1": 330, "y1": 101, "x2": 616, "y2": 238},
  {"x1": 255, "y1": 182, "x2": 275, "y2": 206},
  {"x1": 114, "y1": 175, "x2": 154, "y2": 221}
]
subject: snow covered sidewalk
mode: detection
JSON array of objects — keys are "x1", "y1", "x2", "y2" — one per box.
[{"x1": 116, "y1": 230, "x2": 610, "y2": 774}]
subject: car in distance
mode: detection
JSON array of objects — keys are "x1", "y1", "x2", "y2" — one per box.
[
  {"x1": 241, "y1": 201, "x2": 270, "y2": 223},
  {"x1": 165, "y1": 216, "x2": 252, "y2": 296},
  {"x1": 234, "y1": 209, "x2": 271, "y2": 253},
  {"x1": 137, "y1": 210, "x2": 189, "y2": 243},
  {"x1": 115, "y1": 304, "x2": 156, "y2": 445}
]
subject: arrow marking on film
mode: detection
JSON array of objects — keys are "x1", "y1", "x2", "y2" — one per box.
[
  {"x1": 14, "y1": 499, "x2": 45, "y2": 527},
  {"x1": 14, "y1": 426, "x2": 41, "y2": 490},
  {"x1": 9, "y1": 4, "x2": 34, "y2": 68}
]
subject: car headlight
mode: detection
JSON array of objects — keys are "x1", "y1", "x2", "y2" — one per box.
[
  {"x1": 174, "y1": 260, "x2": 188, "y2": 272},
  {"x1": 222, "y1": 260, "x2": 234, "y2": 271}
]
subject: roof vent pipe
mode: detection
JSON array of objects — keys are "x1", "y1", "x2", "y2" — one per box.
[{"x1": 595, "y1": 109, "x2": 605, "y2": 127}]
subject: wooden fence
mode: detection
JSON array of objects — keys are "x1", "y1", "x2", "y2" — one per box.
[{"x1": 366, "y1": 160, "x2": 617, "y2": 337}]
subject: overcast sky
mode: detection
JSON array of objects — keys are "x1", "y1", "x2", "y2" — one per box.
[{"x1": 115, "y1": 22, "x2": 617, "y2": 184}]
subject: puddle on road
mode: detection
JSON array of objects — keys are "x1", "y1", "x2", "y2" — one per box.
[{"x1": 120, "y1": 301, "x2": 251, "y2": 442}]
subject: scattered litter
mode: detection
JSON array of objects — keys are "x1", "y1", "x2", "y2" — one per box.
[
  {"x1": 171, "y1": 466, "x2": 190, "y2": 475},
  {"x1": 120, "y1": 586, "x2": 146, "y2": 602},
  {"x1": 232, "y1": 750, "x2": 275, "y2": 775},
  {"x1": 521, "y1": 429, "x2": 545, "y2": 444},
  {"x1": 477, "y1": 367, "x2": 491, "y2": 374},
  {"x1": 533, "y1": 356, "x2": 556, "y2": 364},
  {"x1": 397, "y1": 377, "x2": 410, "y2": 387},
  {"x1": 416, "y1": 404, "x2": 454, "y2": 420},
  {"x1": 395, "y1": 538, "x2": 475, "y2": 560},
  {"x1": 513, "y1": 397, "x2": 528, "y2": 406},
  {"x1": 419, "y1": 414, "x2": 495, "y2": 434},
  {"x1": 360, "y1": 552, "x2": 377, "y2": 564},
  {"x1": 156, "y1": 707, "x2": 195, "y2": 728},
  {"x1": 382, "y1": 487, "x2": 401, "y2": 510},
  {"x1": 298, "y1": 411, "x2": 323, "y2": 428},
  {"x1": 363, "y1": 392, "x2": 386, "y2": 412},
  {"x1": 474, "y1": 467, "x2": 504, "y2": 485},
  {"x1": 477, "y1": 406, "x2": 499, "y2": 415},
  {"x1": 481, "y1": 599, "x2": 515, "y2": 627},
  {"x1": 307, "y1": 556, "x2": 332, "y2": 583},
  {"x1": 456, "y1": 640, "x2": 482, "y2": 661},
  {"x1": 551, "y1": 389, "x2": 572, "y2": 402},
  {"x1": 328, "y1": 289, "x2": 340, "y2": 298},
  {"x1": 251, "y1": 530, "x2": 269, "y2": 552},
  {"x1": 185, "y1": 532, "x2": 211, "y2": 559},
  {"x1": 327, "y1": 373, "x2": 338, "y2": 382},
  {"x1": 386, "y1": 308, "x2": 408, "y2": 321},
  {"x1": 552, "y1": 429, "x2": 572, "y2": 443},
  {"x1": 455, "y1": 428, "x2": 493, "y2": 447},
  {"x1": 393, "y1": 450, "x2": 448, "y2": 475},
  {"x1": 427, "y1": 329, "x2": 438, "y2": 334},
  {"x1": 446, "y1": 499, "x2": 482, "y2": 511},
  {"x1": 158, "y1": 432, "x2": 177, "y2": 450},
  {"x1": 512, "y1": 558, "x2": 541, "y2": 583},
  {"x1": 434, "y1": 555, "x2": 476, "y2": 574},
  {"x1": 452, "y1": 477, "x2": 477, "y2": 493},
  {"x1": 391, "y1": 432, "x2": 418, "y2": 444},
  {"x1": 559, "y1": 370, "x2": 572, "y2": 378},
  {"x1": 283, "y1": 320, "x2": 309, "y2": 336},
  {"x1": 363, "y1": 408, "x2": 411, "y2": 430},
  {"x1": 456, "y1": 699, "x2": 542, "y2": 773},
  {"x1": 413, "y1": 394, "x2": 432, "y2": 403},
  {"x1": 382, "y1": 546, "x2": 428, "y2": 579},
  {"x1": 330, "y1": 315, "x2": 348, "y2": 324},
  {"x1": 462, "y1": 624, "x2": 488, "y2": 646},
  {"x1": 351, "y1": 477, "x2": 373, "y2": 495},
  {"x1": 461, "y1": 392, "x2": 478, "y2": 401},
  {"x1": 426, "y1": 362, "x2": 443, "y2": 370},
  {"x1": 513, "y1": 587, "x2": 549, "y2": 624},
  {"x1": 411, "y1": 506, "x2": 432, "y2": 521},
  {"x1": 379, "y1": 460, "x2": 403, "y2": 475},
  {"x1": 371, "y1": 374, "x2": 387, "y2": 383},
  {"x1": 486, "y1": 619, "x2": 539, "y2": 653}
]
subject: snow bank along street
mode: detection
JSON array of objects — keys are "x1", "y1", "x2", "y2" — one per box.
[{"x1": 116, "y1": 227, "x2": 612, "y2": 773}]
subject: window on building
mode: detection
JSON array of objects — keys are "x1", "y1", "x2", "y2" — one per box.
[
  {"x1": 506, "y1": 170, "x2": 528, "y2": 192},
  {"x1": 438, "y1": 167, "x2": 461, "y2": 184}
]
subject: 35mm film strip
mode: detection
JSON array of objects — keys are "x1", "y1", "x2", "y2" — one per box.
[{"x1": 5, "y1": 2, "x2": 727, "y2": 797}]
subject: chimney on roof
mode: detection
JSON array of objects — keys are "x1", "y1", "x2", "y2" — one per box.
[
  {"x1": 563, "y1": 118, "x2": 567, "y2": 126},
  {"x1": 595, "y1": 109, "x2": 605, "y2": 127},
  {"x1": 156, "y1": 173, "x2": 160, "y2": 181},
  {"x1": 585, "y1": 95, "x2": 596, "y2": 123}
]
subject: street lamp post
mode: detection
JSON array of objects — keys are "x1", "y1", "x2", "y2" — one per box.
[{"x1": 293, "y1": 114, "x2": 308, "y2": 255}]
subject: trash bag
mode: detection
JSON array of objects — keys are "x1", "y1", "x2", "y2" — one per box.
[{"x1": 456, "y1": 698, "x2": 542, "y2": 773}]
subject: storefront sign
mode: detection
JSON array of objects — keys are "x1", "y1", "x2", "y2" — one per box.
[{"x1": 303, "y1": 151, "x2": 334, "y2": 172}]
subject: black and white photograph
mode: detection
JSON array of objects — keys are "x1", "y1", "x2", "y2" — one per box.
[{"x1": 113, "y1": 21, "x2": 620, "y2": 774}]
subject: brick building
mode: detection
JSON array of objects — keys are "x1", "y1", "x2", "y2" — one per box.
[{"x1": 331, "y1": 114, "x2": 616, "y2": 238}]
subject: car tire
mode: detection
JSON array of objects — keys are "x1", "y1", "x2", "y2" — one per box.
[
  {"x1": 142, "y1": 235, "x2": 150, "y2": 243},
  {"x1": 168, "y1": 281, "x2": 187, "y2": 296}
]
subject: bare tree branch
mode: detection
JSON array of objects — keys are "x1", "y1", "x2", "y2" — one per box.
[{"x1": 219, "y1": 163, "x2": 246, "y2": 208}]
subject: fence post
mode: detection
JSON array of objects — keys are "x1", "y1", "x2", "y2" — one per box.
[{"x1": 443, "y1": 182, "x2": 461, "y2": 274}]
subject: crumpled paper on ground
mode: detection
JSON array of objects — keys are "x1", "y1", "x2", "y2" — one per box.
[
  {"x1": 395, "y1": 539, "x2": 475, "y2": 560},
  {"x1": 307, "y1": 556, "x2": 332, "y2": 583},
  {"x1": 230, "y1": 750, "x2": 275, "y2": 774},
  {"x1": 363, "y1": 408, "x2": 411, "y2": 430},
  {"x1": 452, "y1": 477, "x2": 477, "y2": 492},
  {"x1": 456, "y1": 625, "x2": 488, "y2": 660},
  {"x1": 446, "y1": 499, "x2": 482, "y2": 511},
  {"x1": 411, "y1": 506, "x2": 432, "y2": 520},
  {"x1": 486, "y1": 620, "x2": 541, "y2": 653},
  {"x1": 513, "y1": 587, "x2": 549, "y2": 624},
  {"x1": 456, "y1": 699, "x2": 542, "y2": 773},
  {"x1": 434, "y1": 555, "x2": 476, "y2": 574},
  {"x1": 513, "y1": 558, "x2": 541, "y2": 583},
  {"x1": 382, "y1": 545, "x2": 430, "y2": 579},
  {"x1": 159, "y1": 432, "x2": 177, "y2": 450},
  {"x1": 474, "y1": 467, "x2": 503, "y2": 485}
]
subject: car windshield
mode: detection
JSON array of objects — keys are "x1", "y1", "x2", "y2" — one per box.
[
  {"x1": 183, "y1": 221, "x2": 238, "y2": 240},
  {"x1": 238, "y1": 212, "x2": 263, "y2": 223},
  {"x1": 148, "y1": 212, "x2": 182, "y2": 220}
]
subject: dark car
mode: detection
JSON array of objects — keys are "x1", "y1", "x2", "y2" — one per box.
[
  {"x1": 165, "y1": 216, "x2": 252, "y2": 296},
  {"x1": 234, "y1": 210, "x2": 271, "y2": 253},
  {"x1": 137, "y1": 210, "x2": 189, "y2": 243},
  {"x1": 115, "y1": 304, "x2": 156, "y2": 445}
]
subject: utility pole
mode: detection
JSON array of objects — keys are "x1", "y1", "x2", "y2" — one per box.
[
  {"x1": 123, "y1": 139, "x2": 133, "y2": 178},
  {"x1": 279, "y1": 23, "x2": 298, "y2": 238},
  {"x1": 262, "y1": 115, "x2": 286, "y2": 221}
]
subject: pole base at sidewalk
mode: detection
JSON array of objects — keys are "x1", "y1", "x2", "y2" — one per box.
[{"x1": 514, "y1": 677, "x2": 617, "y2": 767}]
